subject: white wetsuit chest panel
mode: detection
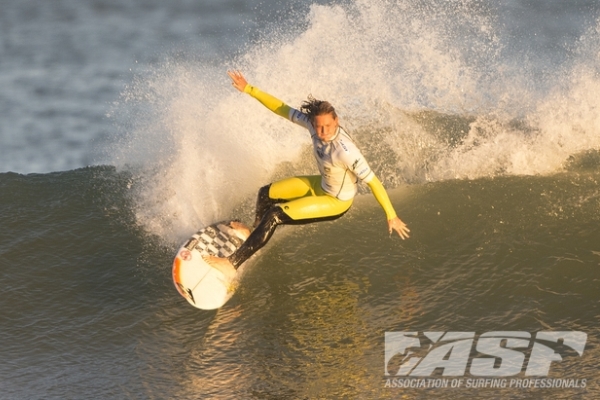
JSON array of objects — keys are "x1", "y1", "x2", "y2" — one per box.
[{"x1": 289, "y1": 109, "x2": 374, "y2": 200}]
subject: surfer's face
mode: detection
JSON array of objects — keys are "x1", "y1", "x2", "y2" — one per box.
[{"x1": 313, "y1": 113, "x2": 339, "y2": 142}]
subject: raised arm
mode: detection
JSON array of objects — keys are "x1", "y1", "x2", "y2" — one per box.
[{"x1": 227, "y1": 70, "x2": 291, "y2": 119}]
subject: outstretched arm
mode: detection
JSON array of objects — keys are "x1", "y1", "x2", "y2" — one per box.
[
  {"x1": 227, "y1": 70, "x2": 291, "y2": 119},
  {"x1": 367, "y1": 176, "x2": 410, "y2": 239}
]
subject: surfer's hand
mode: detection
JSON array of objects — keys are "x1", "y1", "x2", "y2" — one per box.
[
  {"x1": 227, "y1": 70, "x2": 248, "y2": 92},
  {"x1": 388, "y1": 217, "x2": 410, "y2": 240}
]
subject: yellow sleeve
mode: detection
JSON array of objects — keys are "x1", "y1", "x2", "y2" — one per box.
[
  {"x1": 366, "y1": 176, "x2": 398, "y2": 220},
  {"x1": 244, "y1": 84, "x2": 292, "y2": 120}
]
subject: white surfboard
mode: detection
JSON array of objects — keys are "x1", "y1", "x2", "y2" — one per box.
[{"x1": 172, "y1": 220, "x2": 250, "y2": 310}]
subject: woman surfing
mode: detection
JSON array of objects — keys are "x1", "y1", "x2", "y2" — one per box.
[{"x1": 204, "y1": 70, "x2": 410, "y2": 279}]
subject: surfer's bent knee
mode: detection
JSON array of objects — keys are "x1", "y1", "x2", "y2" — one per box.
[{"x1": 231, "y1": 206, "x2": 290, "y2": 268}]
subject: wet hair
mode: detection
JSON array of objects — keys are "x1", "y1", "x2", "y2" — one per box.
[{"x1": 300, "y1": 95, "x2": 337, "y2": 121}]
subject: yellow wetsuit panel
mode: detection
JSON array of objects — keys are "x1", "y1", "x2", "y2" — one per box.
[
  {"x1": 269, "y1": 175, "x2": 353, "y2": 221},
  {"x1": 366, "y1": 176, "x2": 397, "y2": 220},
  {"x1": 244, "y1": 84, "x2": 291, "y2": 119}
]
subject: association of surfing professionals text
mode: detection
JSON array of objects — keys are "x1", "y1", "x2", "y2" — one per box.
[{"x1": 384, "y1": 331, "x2": 588, "y2": 390}]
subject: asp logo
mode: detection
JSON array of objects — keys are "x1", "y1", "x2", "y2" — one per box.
[{"x1": 385, "y1": 331, "x2": 586, "y2": 377}]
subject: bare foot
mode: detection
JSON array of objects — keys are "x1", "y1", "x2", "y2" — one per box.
[
  {"x1": 202, "y1": 255, "x2": 237, "y2": 281},
  {"x1": 229, "y1": 221, "x2": 251, "y2": 240}
]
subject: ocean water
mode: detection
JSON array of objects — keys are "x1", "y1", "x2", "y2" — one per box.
[{"x1": 1, "y1": 0, "x2": 599, "y2": 398}]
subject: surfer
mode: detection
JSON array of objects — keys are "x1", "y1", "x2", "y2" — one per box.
[{"x1": 204, "y1": 70, "x2": 410, "y2": 279}]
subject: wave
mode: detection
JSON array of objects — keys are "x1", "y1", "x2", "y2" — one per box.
[
  {"x1": 92, "y1": 0, "x2": 600, "y2": 242},
  {"x1": 2, "y1": 163, "x2": 599, "y2": 398},
  {"x1": 1, "y1": 163, "x2": 599, "y2": 252}
]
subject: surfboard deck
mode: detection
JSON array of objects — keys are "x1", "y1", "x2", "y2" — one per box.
[{"x1": 172, "y1": 220, "x2": 250, "y2": 310}]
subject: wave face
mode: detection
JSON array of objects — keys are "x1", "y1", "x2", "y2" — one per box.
[
  {"x1": 2, "y1": 0, "x2": 600, "y2": 398},
  {"x1": 1, "y1": 164, "x2": 599, "y2": 398}
]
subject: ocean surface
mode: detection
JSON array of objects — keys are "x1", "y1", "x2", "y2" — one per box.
[{"x1": 1, "y1": 0, "x2": 600, "y2": 398}]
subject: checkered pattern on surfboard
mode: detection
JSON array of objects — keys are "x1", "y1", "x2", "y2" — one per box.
[{"x1": 184, "y1": 222, "x2": 245, "y2": 258}]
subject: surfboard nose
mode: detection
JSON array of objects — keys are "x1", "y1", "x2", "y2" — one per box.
[{"x1": 172, "y1": 220, "x2": 248, "y2": 309}]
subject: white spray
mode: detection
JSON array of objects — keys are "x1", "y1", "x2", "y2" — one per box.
[{"x1": 106, "y1": 0, "x2": 600, "y2": 242}]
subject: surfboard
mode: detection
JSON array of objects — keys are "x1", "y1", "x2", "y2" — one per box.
[{"x1": 172, "y1": 220, "x2": 250, "y2": 310}]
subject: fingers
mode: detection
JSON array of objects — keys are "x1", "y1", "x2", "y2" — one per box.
[
  {"x1": 227, "y1": 70, "x2": 244, "y2": 82},
  {"x1": 397, "y1": 226, "x2": 410, "y2": 240},
  {"x1": 389, "y1": 218, "x2": 410, "y2": 240},
  {"x1": 227, "y1": 70, "x2": 242, "y2": 80},
  {"x1": 227, "y1": 70, "x2": 247, "y2": 92},
  {"x1": 393, "y1": 226, "x2": 409, "y2": 240}
]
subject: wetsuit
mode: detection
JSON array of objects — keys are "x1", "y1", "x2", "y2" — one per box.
[{"x1": 228, "y1": 85, "x2": 398, "y2": 268}]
